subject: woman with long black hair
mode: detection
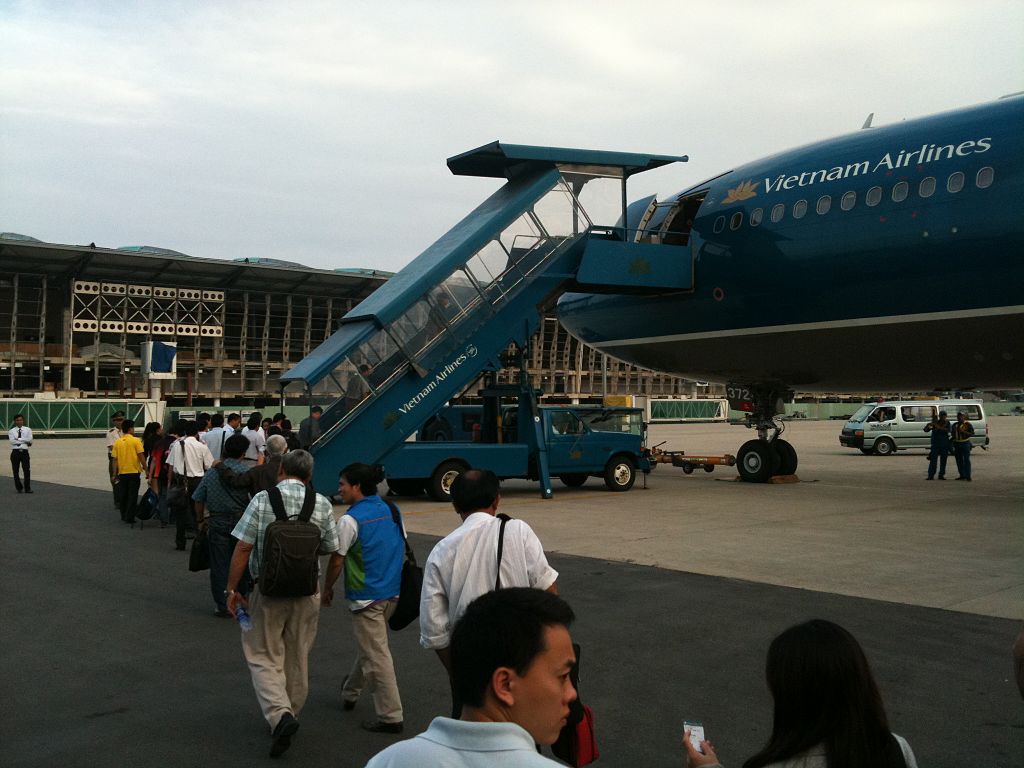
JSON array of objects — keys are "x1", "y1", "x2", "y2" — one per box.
[{"x1": 685, "y1": 620, "x2": 917, "y2": 768}]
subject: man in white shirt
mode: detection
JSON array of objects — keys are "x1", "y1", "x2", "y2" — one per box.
[
  {"x1": 167, "y1": 420, "x2": 215, "y2": 551},
  {"x1": 367, "y1": 588, "x2": 576, "y2": 768},
  {"x1": 419, "y1": 469, "x2": 558, "y2": 717},
  {"x1": 200, "y1": 413, "x2": 232, "y2": 461},
  {"x1": 240, "y1": 412, "x2": 266, "y2": 464},
  {"x1": 105, "y1": 411, "x2": 125, "y2": 509},
  {"x1": 9, "y1": 413, "x2": 33, "y2": 494}
]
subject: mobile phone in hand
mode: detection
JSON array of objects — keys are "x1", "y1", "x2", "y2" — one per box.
[{"x1": 684, "y1": 720, "x2": 705, "y2": 753}]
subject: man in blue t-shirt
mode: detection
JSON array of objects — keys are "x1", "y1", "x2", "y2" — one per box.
[{"x1": 335, "y1": 462, "x2": 406, "y2": 733}]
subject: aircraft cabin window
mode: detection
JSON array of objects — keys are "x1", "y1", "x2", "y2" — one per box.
[
  {"x1": 865, "y1": 186, "x2": 882, "y2": 206},
  {"x1": 919, "y1": 176, "x2": 936, "y2": 198},
  {"x1": 841, "y1": 191, "x2": 856, "y2": 211},
  {"x1": 976, "y1": 167, "x2": 994, "y2": 188},
  {"x1": 750, "y1": 208, "x2": 763, "y2": 226},
  {"x1": 816, "y1": 195, "x2": 831, "y2": 215},
  {"x1": 730, "y1": 212, "x2": 743, "y2": 230},
  {"x1": 947, "y1": 172, "x2": 965, "y2": 193},
  {"x1": 892, "y1": 181, "x2": 909, "y2": 202},
  {"x1": 713, "y1": 215, "x2": 725, "y2": 234},
  {"x1": 792, "y1": 200, "x2": 808, "y2": 219},
  {"x1": 771, "y1": 204, "x2": 785, "y2": 223}
]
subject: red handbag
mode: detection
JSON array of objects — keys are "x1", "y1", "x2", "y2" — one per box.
[{"x1": 551, "y1": 644, "x2": 599, "y2": 766}]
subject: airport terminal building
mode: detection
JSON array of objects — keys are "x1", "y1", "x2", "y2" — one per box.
[{"x1": 0, "y1": 233, "x2": 696, "y2": 407}]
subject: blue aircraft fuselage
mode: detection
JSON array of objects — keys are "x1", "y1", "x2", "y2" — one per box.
[{"x1": 558, "y1": 95, "x2": 1024, "y2": 391}]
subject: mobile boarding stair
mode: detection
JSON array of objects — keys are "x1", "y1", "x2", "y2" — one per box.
[{"x1": 280, "y1": 142, "x2": 691, "y2": 495}]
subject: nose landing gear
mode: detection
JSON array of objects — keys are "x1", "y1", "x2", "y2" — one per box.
[{"x1": 729, "y1": 385, "x2": 799, "y2": 482}]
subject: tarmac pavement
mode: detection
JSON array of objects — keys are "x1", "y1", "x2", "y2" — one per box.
[{"x1": 2, "y1": 418, "x2": 1023, "y2": 766}]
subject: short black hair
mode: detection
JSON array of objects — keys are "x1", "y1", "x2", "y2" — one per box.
[
  {"x1": 281, "y1": 418, "x2": 292, "y2": 431},
  {"x1": 223, "y1": 433, "x2": 250, "y2": 460},
  {"x1": 340, "y1": 462, "x2": 381, "y2": 496},
  {"x1": 121, "y1": 419, "x2": 135, "y2": 432},
  {"x1": 451, "y1": 588, "x2": 575, "y2": 708},
  {"x1": 210, "y1": 413, "x2": 224, "y2": 428},
  {"x1": 184, "y1": 420, "x2": 199, "y2": 437},
  {"x1": 310, "y1": 406, "x2": 323, "y2": 415},
  {"x1": 451, "y1": 469, "x2": 500, "y2": 514},
  {"x1": 13, "y1": 413, "x2": 24, "y2": 422},
  {"x1": 226, "y1": 412, "x2": 241, "y2": 423},
  {"x1": 172, "y1": 419, "x2": 189, "y2": 436},
  {"x1": 247, "y1": 412, "x2": 262, "y2": 430},
  {"x1": 272, "y1": 412, "x2": 286, "y2": 422}
]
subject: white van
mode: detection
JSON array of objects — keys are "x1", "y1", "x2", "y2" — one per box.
[{"x1": 839, "y1": 400, "x2": 989, "y2": 455}]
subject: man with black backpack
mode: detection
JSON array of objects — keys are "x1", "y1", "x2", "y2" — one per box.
[{"x1": 225, "y1": 450, "x2": 342, "y2": 758}]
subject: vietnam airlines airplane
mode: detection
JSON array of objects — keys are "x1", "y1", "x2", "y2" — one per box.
[{"x1": 557, "y1": 93, "x2": 1023, "y2": 481}]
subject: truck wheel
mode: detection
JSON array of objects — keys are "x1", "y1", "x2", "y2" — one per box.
[
  {"x1": 737, "y1": 439, "x2": 779, "y2": 483},
  {"x1": 773, "y1": 439, "x2": 798, "y2": 475},
  {"x1": 604, "y1": 455, "x2": 636, "y2": 492},
  {"x1": 387, "y1": 479, "x2": 424, "y2": 497},
  {"x1": 427, "y1": 460, "x2": 465, "y2": 502},
  {"x1": 559, "y1": 474, "x2": 588, "y2": 488},
  {"x1": 681, "y1": 463, "x2": 694, "y2": 475},
  {"x1": 874, "y1": 437, "x2": 896, "y2": 456},
  {"x1": 703, "y1": 465, "x2": 715, "y2": 473}
]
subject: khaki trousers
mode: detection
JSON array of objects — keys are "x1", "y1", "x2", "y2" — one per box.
[
  {"x1": 241, "y1": 589, "x2": 321, "y2": 731},
  {"x1": 342, "y1": 600, "x2": 403, "y2": 723}
]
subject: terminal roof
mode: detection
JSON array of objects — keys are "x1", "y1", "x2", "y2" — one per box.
[{"x1": 447, "y1": 141, "x2": 687, "y2": 179}]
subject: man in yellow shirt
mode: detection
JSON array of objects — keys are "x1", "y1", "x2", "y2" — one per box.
[{"x1": 112, "y1": 419, "x2": 147, "y2": 526}]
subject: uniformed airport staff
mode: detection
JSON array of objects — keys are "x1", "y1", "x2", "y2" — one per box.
[{"x1": 8, "y1": 413, "x2": 33, "y2": 494}]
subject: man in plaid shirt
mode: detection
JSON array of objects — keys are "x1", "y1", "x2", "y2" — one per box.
[{"x1": 225, "y1": 450, "x2": 343, "y2": 758}]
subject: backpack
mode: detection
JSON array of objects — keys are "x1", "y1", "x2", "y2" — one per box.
[{"x1": 259, "y1": 485, "x2": 322, "y2": 597}]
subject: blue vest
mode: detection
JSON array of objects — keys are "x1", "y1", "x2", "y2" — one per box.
[{"x1": 344, "y1": 495, "x2": 404, "y2": 601}]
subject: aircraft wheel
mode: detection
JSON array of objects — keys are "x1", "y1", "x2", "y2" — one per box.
[
  {"x1": 737, "y1": 439, "x2": 779, "y2": 483},
  {"x1": 387, "y1": 479, "x2": 424, "y2": 497},
  {"x1": 559, "y1": 474, "x2": 588, "y2": 488},
  {"x1": 604, "y1": 455, "x2": 636, "y2": 492},
  {"x1": 874, "y1": 437, "x2": 896, "y2": 456},
  {"x1": 773, "y1": 439, "x2": 798, "y2": 475},
  {"x1": 427, "y1": 460, "x2": 466, "y2": 502}
]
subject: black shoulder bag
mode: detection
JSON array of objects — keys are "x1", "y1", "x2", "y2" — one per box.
[{"x1": 385, "y1": 499, "x2": 423, "y2": 631}]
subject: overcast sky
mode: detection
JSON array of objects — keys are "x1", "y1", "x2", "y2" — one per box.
[{"x1": 2, "y1": 1, "x2": 1021, "y2": 272}]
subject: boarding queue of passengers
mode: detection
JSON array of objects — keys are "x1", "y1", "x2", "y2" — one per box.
[
  {"x1": 93, "y1": 410, "x2": 933, "y2": 766},
  {"x1": 8, "y1": 410, "x2": 1017, "y2": 765}
]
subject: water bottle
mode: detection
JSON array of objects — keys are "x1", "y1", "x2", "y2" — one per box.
[{"x1": 236, "y1": 605, "x2": 253, "y2": 632}]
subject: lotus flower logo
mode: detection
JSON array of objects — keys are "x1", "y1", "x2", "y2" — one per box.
[
  {"x1": 721, "y1": 180, "x2": 758, "y2": 204},
  {"x1": 465, "y1": 344, "x2": 478, "y2": 358}
]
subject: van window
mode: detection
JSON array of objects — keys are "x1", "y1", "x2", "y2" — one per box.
[
  {"x1": 919, "y1": 176, "x2": 936, "y2": 198},
  {"x1": 870, "y1": 407, "x2": 894, "y2": 422},
  {"x1": 865, "y1": 186, "x2": 882, "y2": 206},
  {"x1": 892, "y1": 181, "x2": 909, "y2": 202},
  {"x1": 793, "y1": 199, "x2": 807, "y2": 219},
  {"x1": 850, "y1": 405, "x2": 873, "y2": 422},
  {"x1": 953, "y1": 404, "x2": 983, "y2": 420},
  {"x1": 816, "y1": 195, "x2": 831, "y2": 215},
  {"x1": 771, "y1": 204, "x2": 785, "y2": 223},
  {"x1": 750, "y1": 207, "x2": 763, "y2": 226},
  {"x1": 947, "y1": 172, "x2": 965, "y2": 193},
  {"x1": 713, "y1": 216, "x2": 725, "y2": 234},
  {"x1": 901, "y1": 405, "x2": 935, "y2": 423},
  {"x1": 976, "y1": 167, "x2": 994, "y2": 188}
]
